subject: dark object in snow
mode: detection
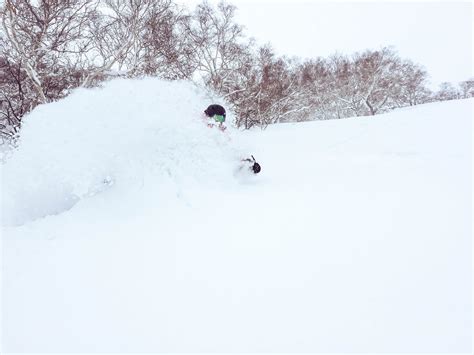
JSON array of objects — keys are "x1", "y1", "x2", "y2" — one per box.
[
  {"x1": 252, "y1": 161, "x2": 261, "y2": 174},
  {"x1": 204, "y1": 104, "x2": 226, "y2": 122},
  {"x1": 242, "y1": 155, "x2": 261, "y2": 174}
]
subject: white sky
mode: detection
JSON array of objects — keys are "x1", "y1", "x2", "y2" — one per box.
[{"x1": 181, "y1": 0, "x2": 473, "y2": 89}]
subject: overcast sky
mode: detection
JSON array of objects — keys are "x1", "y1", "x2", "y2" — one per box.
[{"x1": 182, "y1": 0, "x2": 472, "y2": 89}]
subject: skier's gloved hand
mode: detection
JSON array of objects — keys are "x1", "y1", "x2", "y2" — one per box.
[
  {"x1": 241, "y1": 156, "x2": 261, "y2": 174},
  {"x1": 252, "y1": 162, "x2": 261, "y2": 174}
]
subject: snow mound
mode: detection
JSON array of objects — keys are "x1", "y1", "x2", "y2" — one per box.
[{"x1": 2, "y1": 78, "x2": 244, "y2": 226}]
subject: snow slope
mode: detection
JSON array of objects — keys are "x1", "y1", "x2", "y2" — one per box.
[{"x1": 1, "y1": 78, "x2": 472, "y2": 352}]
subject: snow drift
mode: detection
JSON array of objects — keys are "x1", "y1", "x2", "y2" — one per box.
[{"x1": 1, "y1": 78, "x2": 472, "y2": 353}]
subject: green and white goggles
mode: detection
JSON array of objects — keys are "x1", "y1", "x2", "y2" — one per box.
[{"x1": 213, "y1": 114, "x2": 225, "y2": 123}]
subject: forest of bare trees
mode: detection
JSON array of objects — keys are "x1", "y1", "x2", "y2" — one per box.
[{"x1": 1, "y1": 0, "x2": 473, "y2": 140}]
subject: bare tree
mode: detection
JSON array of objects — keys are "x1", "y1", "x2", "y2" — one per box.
[
  {"x1": 295, "y1": 57, "x2": 334, "y2": 120},
  {"x1": 351, "y1": 47, "x2": 401, "y2": 115},
  {"x1": 183, "y1": 1, "x2": 245, "y2": 91},
  {"x1": 459, "y1": 79, "x2": 474, "y2": 98},
  {"x1": 327, "y1": 53, "x2": 364, "y2": 118},
  {"x1": 82, "y1": 0, "x2": 152, "y2": 86},
  {"x1": 0, "y1": 50, "x2": 28, "y2": 140},
  {"x1": 434, "y1": 82, "x2": 461, "y2": 101},
  {"x1": 138, "y1": 1, "x2": 194, "y2": 79},
  {"x1": 224, "y1": 45, "x2": 304, "y2": 128},
  {"x1": 1, "y1": 0, "x2": 99, "y2": 100},
  {"x1": 393, "y1": 59, "x2": 431, "y2": 106}
]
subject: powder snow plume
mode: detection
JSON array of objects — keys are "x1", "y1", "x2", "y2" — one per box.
[{"x1": 2, "y1": 78, "x2": 249, "y2": 226}]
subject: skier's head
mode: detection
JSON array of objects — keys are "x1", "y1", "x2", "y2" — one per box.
[{"x1": 204, "y1": 104, "x2": 226, "y2": 123}]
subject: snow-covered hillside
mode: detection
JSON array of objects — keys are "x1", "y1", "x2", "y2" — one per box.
[{"x1": 1, "y1": 78, "x2": 472, "y2": 352}]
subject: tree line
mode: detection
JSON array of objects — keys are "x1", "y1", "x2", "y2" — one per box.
[{"x1": 1, "y1": 0, "x2": 473, "y2": 141}]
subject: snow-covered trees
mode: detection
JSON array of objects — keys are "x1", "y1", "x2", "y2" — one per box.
[
  {"x1": 83, "y1": 0, "x2": 185, "y2": 84},
  {"x1": 351, "y1": 48, "x2": 400, "y2": 116},
  {"x1": 0, "y1": 49, "x2": 26, "y2": 140},
  {"x1": 0, "y1": 0, "x2": 99, "y2": 139},
  {"x1": 182, "y1": 1, "x2": 246, "y2": 91},
  {"x1": 1, "y1": 0, "x2": 97, "y2": 101},
  {"x1": 221, "y1": 45, "x2": 304, "y2": 128},
  {"x1": 282, "y1": 48, "x2": 434, "y2": 121},
  {"x1": 0, "y1": 0, "x2": 469, "y2": 138},
  {"x1": 0, "y1": 0, "x2": 187, "y2": 139},
  {"x1": 140, "y1": 1, "x2": 193, "y2": 79}
]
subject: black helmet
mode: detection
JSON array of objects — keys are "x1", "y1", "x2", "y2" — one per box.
[{"x1": 204, "y1": 104, "x2": 226, "y2": 119}]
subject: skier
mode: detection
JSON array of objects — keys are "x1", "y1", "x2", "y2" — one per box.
[
  {"x1": 204, "y1": 104, "x2": 227, "y2": 131},
  {"x1": 204, "y1": 104, "x2": 261, "y2": 174}
]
